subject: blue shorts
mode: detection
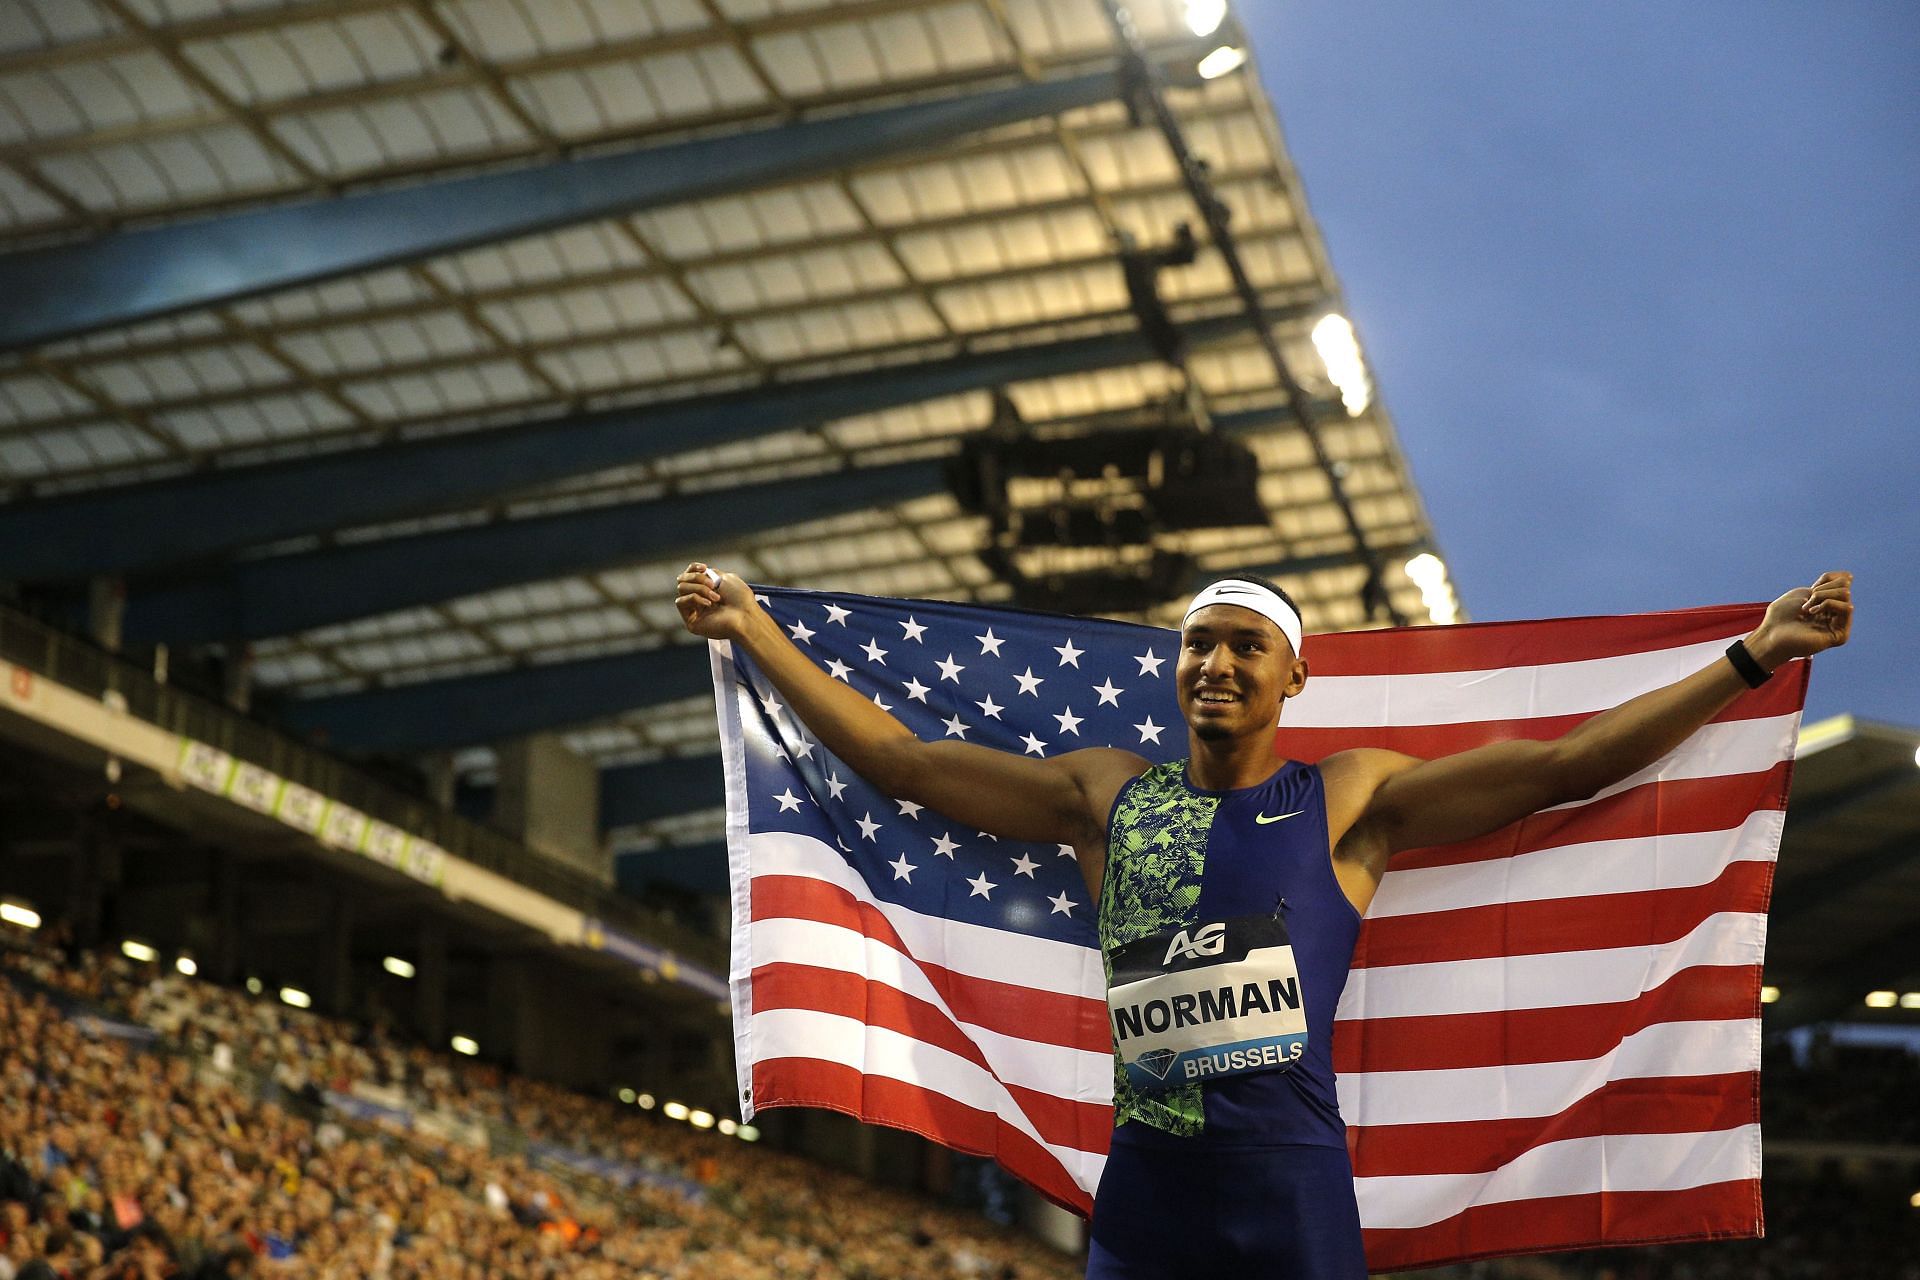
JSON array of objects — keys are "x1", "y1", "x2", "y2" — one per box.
[{"x1": 1086, "y1": 1127, "x2": 1367, "y2": 1278}]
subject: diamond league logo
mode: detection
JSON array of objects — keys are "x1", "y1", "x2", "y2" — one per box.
[{"x1": 1136, "y1": 1048, "x2": 1179, "y2": 1081}]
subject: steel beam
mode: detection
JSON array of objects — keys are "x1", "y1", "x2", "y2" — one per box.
[
  {"x1": 0, "y1": 66, "x2": 1131, "y2": 352},
  {"x1": 0, "y1": 312, "x2": 1254, "y2": 582},
  {"x1": 277, "y1": 644, "x2": 712, "y2": 753},
  {"x1": 121, "y1": 459, "x2": 948, "y2": 645}
]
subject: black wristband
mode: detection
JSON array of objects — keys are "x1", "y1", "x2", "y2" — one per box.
[{"x1": 1725, "y1": 639, "x2": 1772, "y2": 689}]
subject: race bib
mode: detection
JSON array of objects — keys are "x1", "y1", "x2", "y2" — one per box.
[{"x1": 1107, "y1": 913, "x2": 1308, "y2": 1092}]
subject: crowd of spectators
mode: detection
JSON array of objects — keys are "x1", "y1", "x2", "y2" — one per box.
[{"x1": 0, "y1": 921, "x2": 1078, "y2": 1279}]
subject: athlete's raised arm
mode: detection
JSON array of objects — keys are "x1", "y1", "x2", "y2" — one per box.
[
  {"x1": 677, "y1": 564, "x2": 1145, "y2": 877},
  {"x1": 1324, "y1": 572, "x2": 1853, "y2": 903}
]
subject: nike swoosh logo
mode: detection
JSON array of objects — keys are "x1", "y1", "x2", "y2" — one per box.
[{"x1": 1254, "y1": 810, "x2": 1304, "y2": 825}]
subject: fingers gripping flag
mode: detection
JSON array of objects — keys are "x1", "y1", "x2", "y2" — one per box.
[{"x1": 708, "y1": 587, "x2": 1805, "y2": 1270}]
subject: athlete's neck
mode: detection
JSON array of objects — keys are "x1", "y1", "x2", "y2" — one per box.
[{"x1": 1185, "y1": 731, "x2": 1285, "y2": 791}]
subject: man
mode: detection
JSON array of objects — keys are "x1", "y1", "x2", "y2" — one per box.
[{"x1": 676, "y1": 564, "x2": 1853, "y2": 1277}]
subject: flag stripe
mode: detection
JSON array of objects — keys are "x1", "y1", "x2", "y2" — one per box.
[
  {"x1": 1300, "y1": 606, "x2": 1765, "y2": 677},
  {"x1": 753, "y1": 1057, "x2": 1097, "y2": 1214},
  {"x1": 1359, "y1": 1178, "x2": 1763, "y2": 1272},
  {"x1": 1332, "y1": 963, "x2": 1758, "y2": 1073},
  {"x1": 1348, "y1": 1071, "x2": 1757, "y2": 1178},
  {"x1": 1337, "y1": 910, "x2": 1766, "y2": 1020},
  {"x1": 1353, "y1": 1123, "x2": 1759, "y2": 1231},
  {"x1": 1367, "y1": 808, "x2": 1782, "y2": 918},
  {"x1": 1380, "y1": 763, "x2": 1791, "y2": 874},
  {"x1": 751, "y1": 873, "x2": 1110, "y2": 1053},
  {"x1": 1353, "y1": 858, "x2": 1775, "y2": 968},
  {"x1": 1336, "y1": 1019, "x2": 1756, "y2": 1128}
]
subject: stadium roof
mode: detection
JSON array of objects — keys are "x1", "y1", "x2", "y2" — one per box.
[{"x1": 0, "y1": 0, "x2": 1451, "y2": 855}]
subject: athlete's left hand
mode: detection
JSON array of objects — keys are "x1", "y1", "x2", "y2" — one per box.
[{"x1": 1749, "y1": 571, "x2": 1853, "y2": 666}]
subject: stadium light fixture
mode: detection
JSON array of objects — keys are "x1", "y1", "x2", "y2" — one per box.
[
  {"x1": 1311, "y1": 313, "x2": 1372, "y2": 416},
  {"x1": 1910, "y1": 1191, "x2": 1920, "y2": 1209},
  {"x1": 736, "y1": 1124, "x2": 760, "y2": 1143},
  {"x1": 120, "y1": 939, "x2": 157, "y2": 963},
  {"x1": 689, "y1": 1110, "x2": 715, "y2": 1130},
  {"x1": 1912, "y1": 745, "x2": 1920, "y2": 768},
  {"x1": 279, "y1": 986, "x2": 312, "y2": 1010},
  {"x1": 1865, "y1": 990, "x2": 1897, "y2": 1009},
  {"x1": 245, "y1": 976, "x2": 263, "y2": 995},
  {"x1": 617, "y1": 1087, "x2": 636, "y2": 1104},
  {"x1": 1196, "y1": 45, "x2": 1246, "y2": 80},
  {"x1": 718, "y1": 1119, "x2": 738, "y2": 1136},
  {"x1": 1759, "y1": 985, "x2": 1780, "y2": 1004},
  {"x1": 382, "y1": 955, "x2": 416, "y2": 979},
  {"x1": 1184, "y1": 0, "x2": 1228, "y2": 37},
  {"x1": 1404, "y1": 553, "x2": 1460, "y2": 625},
  {"x1": 176, "y1": 956, "x2": 198, "y2": 977},
  {"x1": 0, "y1": 901, "x2": 41, "y2": 930},
  {"x1": 663, "y1": 1101, "x2": 690, "y2": 1122},
  {"x1": 450, "y1": 1034, "x2": 479, "y2": 1056},
  {"x1": 1901, "y1": 992, "x2": 1920, "y2": 1009},
  {"x1": 636, "y1": 1092, "x2": 656, "y2": 1110}
]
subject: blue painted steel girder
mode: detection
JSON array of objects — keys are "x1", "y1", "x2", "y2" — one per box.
[
  {"x1": 0, "y1": 68, "x2": 1131, "y2": 353},
  {"x1": 278, "y1": 643, "x2": 711, "y2": 753},
  {"x1": 0, "y1": 313, "x2": 1254, "y2": 582},
  {"x1": 123, "y1": 458, "x2": 947, "y2": 645}
]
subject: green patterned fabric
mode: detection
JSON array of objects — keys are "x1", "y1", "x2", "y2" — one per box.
[{"x1": 1098, "y1": 759, "x2": 1219, "y2": 1135}]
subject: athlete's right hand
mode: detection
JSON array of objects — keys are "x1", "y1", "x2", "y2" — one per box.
[{"x1": 676, "y1": 562, "x2": 757, "y2": 641}]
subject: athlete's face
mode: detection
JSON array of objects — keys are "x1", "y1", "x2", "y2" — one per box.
[{"x1": 1176, "y1": 604, "x2": 1308, "y2": 742}]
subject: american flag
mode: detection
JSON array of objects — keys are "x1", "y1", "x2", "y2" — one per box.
[{"x1": 709, "y1": 587, "x2": 1803, "y2": 1270}]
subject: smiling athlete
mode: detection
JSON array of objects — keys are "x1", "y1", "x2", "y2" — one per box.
[{"x1": 677, "y1": 564, "x2": 1853, "y2": 1278}]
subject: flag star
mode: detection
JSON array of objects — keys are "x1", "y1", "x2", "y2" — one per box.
[
  {"x1": 1053, "y1": 707, "x2": 1083, "y2": 736},
  {"x1": 1134, "y1": 716, "x2": 1165, "y2": 745},
  {"x1": 826, "y1": 771, "x2": 848, "y2": 801},
  {"x1": 967, "y1": 872, "x2": 997, "y2": 900},
  {"x1": 896, "y1": 799, "x2": 923, "y2": 819},
  {"x1": 935, "y1": 654, "x2": 966, "y2": 683},
  {"x1": 1135, "y1": 651, "x2": 1167, "y2": 677},
  {"x1": 855, "y1": 812, "x2": 881, "y2": 841},
  {"x1": 824, "y1": 604, "x2": 851, "y2": 626},
  {"x1": 758, "y1": 691, "x2": 784, "y2": 717},
  {"x1": 903, "y1": 676, "x2": 931, "y2": 703},
  {"x1": 1012, "y1": 667, "x2": 1044, "y2": 696},
  {"x1": 787, "y1": 619, "x2": 815, "y2": 644},
  {"x1": 1010, "y1": 853, "x2": 1040, "y2": 878},
  {"x1": 976, "y1": 831, "x2": 998, "y2": 843},
  {"x1": 931, "y1": 832, "x2": 960, "y2": 858},
  {"x1": 1092, "y1": 678, "x2": 1124, "y2": 706},
  {"x1": 770, "y1": 741, "x2": 789, "y2": 763},
  {"x1": 1056, "y1": 844, "x2": 1076, "y2": 858},
  {"x1": 1053, "y1": 639, "x2": 1083, "y2": 668},
  {"x1": 900, "y1": 616, "x2": 927, "y2": 643},
  {"x1": 773, "y1": 789, "x2": 803, "y2": 813},
  {"x1": 975, "y1": 694, "x2": 1004, "y2": 720},
  {"x1": 791, "y1": 738, "x2": 814, "y2": 760},
  {"x1": 1021, "y1": 733, "x2": 1047, "y2": 756},
  {"x1": 942, "y1": 714, "x2": 969, "y2": 740},
  {"x1": 888, "y1": 853, "x2": 916, "y2": 883},
  {"x1": 861, "y1": 638, "x2": 888, "y2": 666},
  {"x1": 1048, "y1": 891, "x2": 1077, "y2": 917},
  {"x1": 976, "y1": 628, "x2": 1005, "y2": 657},
  {"x1": 825, "y1": 658, "x2": 852, "y2": 681},
  {"x1": 754, "y1": 593, "x2": 772, "y2": 607},
  {"x1": 871, "y1": 692, "x2": 893, "y2": 712},
  {"x1": 836, "y1": 836, "x2": 853, "y2": 852}
]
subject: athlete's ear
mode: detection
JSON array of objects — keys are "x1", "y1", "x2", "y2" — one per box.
[{"x1": 1282, "y1": 654, "x2": 1308, "y2": 700}]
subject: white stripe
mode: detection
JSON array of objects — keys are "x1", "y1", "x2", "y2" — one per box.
[
  {"x1": 1337, "y1": 1018, "x2": 1756, "y2": 1127},
  {"x1": 1336, "y1": 910, "x2": 1767, "y2": 1020},
  {"x1": 1550, "y1": 713, "x2": 1799, "y2": 809},
  {"x1": 1368, "y1": 810, "x2": 1780, "y2": 919},
  {"x1": 1287, "y1": 635, "x2": 1746, "y2": 727},
  {"x1": 1355, "y1": 1124, "x2": 1759, "y2": 1231},
  {"x1": 750, "y1": 1007, "x2": 1109, "y2": 1192},
  {"x1": 749, "y1": 830, "x2": 1106, "y2": 1000},
  {"x1": 750, "y1": 916, "x2": 1112, "y2": 1104},
  {"x1": 712, "y1": 639, "x2": 762, "y2": 1118}
]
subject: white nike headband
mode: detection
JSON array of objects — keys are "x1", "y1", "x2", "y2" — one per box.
[{"x1": 1181, "y1": 580, "x2": 1304, "y2": 657}]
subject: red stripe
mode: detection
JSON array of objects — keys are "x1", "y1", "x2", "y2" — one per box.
[
  {"x1": 1359, "y1": 1177, "x2": 1762, "y2": 1273},
  {"x1": 749, "y1": 962, "x2": 1111, "y2": 1153},
  {"x1": 1348, "y1": 1074, "x2": 1757, "y2": 1178},
  {"x1": 1303, "y1": 604, "x2": 1766, "y2": 677},
  {"x1": 1352, "y1": 858, "x2": 1774, "y2": 969},
  {"x1": 751, "y1": 1057, "x2": 1100, "y2": 1215},
  {"x1": 1383, "y1": 764, "x2": 1790, "y2": 873},
  {"x1": 750, "y1": 873, "x2": 1110, "y2": 1054},
  {"x1": 1334, "y1": 963, "x2": 1760, "y2": 1073},
  {"x1": 1275, "y1": 672, "x2": 1801, "y2": 762}
]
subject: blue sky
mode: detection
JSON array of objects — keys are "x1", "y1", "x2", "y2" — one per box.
[{"x1": 1241, "y1": 1, "x2": 1918, "y2": 727}]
